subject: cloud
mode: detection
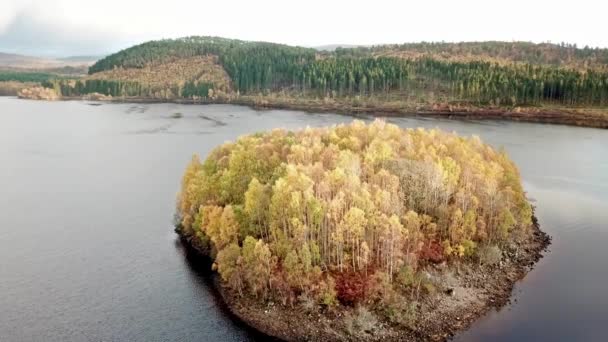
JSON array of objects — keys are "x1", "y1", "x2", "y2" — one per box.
[
  {"x1": 0, "y1": 0, "x2": 606, "y2": 57},
  {"x1": 0, "y1": 0, "x2": 142, "y2": 56},
  {"x1": 0, "y1": 13, "x2": 131, "y2": 56}
]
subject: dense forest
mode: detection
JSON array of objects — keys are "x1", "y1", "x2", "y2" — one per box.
[
  {"x1": 0, "y1": 70, "x2": 65, "y2": 83},
  {"x1": 0, "y1": 70, "x2": 71, "y2": 97},
  {"x1": 42, "y1": 78, "x2": 215, "y2": 99},
  {"x1": 340, "y1": 41, "x2": 608, "y2": 69},
  {"x1": 73, "y1": 37, "x2": 608, "y2": 107},
  {"x1": 176, "y1": 120, "x2": 533, "y2": 321}
]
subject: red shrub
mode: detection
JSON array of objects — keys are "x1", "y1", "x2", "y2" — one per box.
[
  {"x1": 419, "y1": 240, "x2": 445, "y2": 264},
  {"x1": 335, "y1": 271, "x2": 369, "y2": 305}
]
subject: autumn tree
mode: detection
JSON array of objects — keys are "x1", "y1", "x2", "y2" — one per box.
[{"x1": 177, "y1": 119, "x2": 534, "y2": 306}]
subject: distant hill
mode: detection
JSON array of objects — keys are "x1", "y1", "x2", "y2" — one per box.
[
  {"x1": 0, "y1": 52, "x2": 52, "y2": 68},
  {"x1": 0, "y1": 52, "x2": 97, "y2": 72},
  {"x1": 88, "y1": 36, "x2": 315, "y2": 74},
  {"x1": 46, "y1": 36, "x2": 608, "y2": 108},
  {"x1": 363, "y1": 41, "x2": 608, "y2": 71},
  {"x1": 85, "y1": 36, "x2": 316, "y2": 96},
  {"x1": 58, "y1": 55, "x2": 104, "y2": 64}
]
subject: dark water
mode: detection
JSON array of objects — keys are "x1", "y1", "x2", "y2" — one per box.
[{"x1": 0, "y1": 97, "x2": 606, "y2": 342}]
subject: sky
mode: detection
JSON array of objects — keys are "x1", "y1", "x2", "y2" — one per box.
[{"x1": 0, "y1": 0, "x2": 606, "y2": 57}]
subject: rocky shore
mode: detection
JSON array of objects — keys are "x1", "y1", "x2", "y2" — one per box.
[
  {"x1": 235, "y1": 97, "x2": 608, "y2": 129},
  {"x1": 177, "y1": 218, "x2": 550, "y2": 342},
  {"x1": 17, "y1": 86, "x2": 60, "y2": 100},
  {"x1": 54, "y1": 94, "x2": 608, "y2": 129}
]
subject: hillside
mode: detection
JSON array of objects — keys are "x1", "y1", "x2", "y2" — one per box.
[
  {"x1": 0, "y1": 52, "x2": 95, "y2": 71},
  {"x1": 81, "y1": 37, "x2": 608, "y2": 105},
  {"x1": 86, "y1": 55, "x2": 231, "y2": 97},
  {"x1": 0, "y1": 52, "x2": 47, "y2": 68},
  {"x1": 29, "y1": 36, "x2": 608, "y2": 127},
  {"x1": 90, "y1": 39, "x2": 608, "y2": 74},
  {"x1": 344, "y1": 41, "x2": 608, "y2": 71}
]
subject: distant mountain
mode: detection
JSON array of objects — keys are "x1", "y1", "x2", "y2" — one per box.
[
  {"x1": 0, "y1": 52, "x2": 50, "y2": 68},
  {"x1": 58, "y1": 55, "x2": 104, "y2": 63},
  {"x1": 0, "y1": 52, "x2": 98, "y2": 70}
]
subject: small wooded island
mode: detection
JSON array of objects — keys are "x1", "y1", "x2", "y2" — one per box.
[{"x1": 175, "y1": 120, "x2": 549, "y2": 341}]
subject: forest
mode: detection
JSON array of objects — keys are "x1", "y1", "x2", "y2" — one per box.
[
  {"x1": 339, "y1": 41, "x2": 608, "y2": 70},
  {"x1": 42, "y1": 78, "x2": 211, "y2": 99},
  {"x1": 176, "y1": 120, "x2": 534, "y2": 322},
  {"x1": 0, "y1": 70, "x2": 65, "y2": 83},
  {"x1": 70, "y1": 37, "x2": 608, "y2": 107}
]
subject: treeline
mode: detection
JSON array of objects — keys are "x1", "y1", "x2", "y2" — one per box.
[
  {"x1": 44, "y1": 79, "x2": 145, "y2": 97},
  {"x1": 418, "y1": 58, "x2": 608, "y2": 106},
  {"x1": 338, "y1": 41, "x2": 608, "y2": 69},
  {"x1": 43, "y1": 79, "x2": 214, "y2": 99},
  {"x1": 293, "y1": 57, "x2": 608, "y2": 106},
  {"x1": 296, "y1": 57, "x2": 410, "y2": 96},
  {"x1": 0, "y1": 70, "x2": 65, "y2": 83},
  {"x1": 177, "y1": 120, "x2": 533, "y2": 312},
  {"x1": 295, "y1": 57, "x2": 608, "y2": 106},
  {"x1": 181, "y1": 81, "x2": 214, "y2": 98},
  {"x1": 291, "y1": 57, "x2": 608, "y2": 106}
]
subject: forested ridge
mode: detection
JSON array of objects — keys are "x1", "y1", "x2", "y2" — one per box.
[
  {"x1": 176, "y1": 120, "x2": 534, "y2": 323},
  {"x1": 63, "y1": 37, "x2": 608, "y2": 107},
  {"x1": 346, "y1": 41, "x2": 608, "y2": 70}
]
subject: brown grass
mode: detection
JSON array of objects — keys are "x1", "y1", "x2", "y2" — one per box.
[{"x1": 0, "y1": 81, "x2": 35, "y2": 96}]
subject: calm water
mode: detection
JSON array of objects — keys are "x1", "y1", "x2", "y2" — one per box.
[{"x1": 1, "y1": 97, "x2": 606, "y2": 342}]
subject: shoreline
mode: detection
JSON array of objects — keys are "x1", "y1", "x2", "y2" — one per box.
[
  {"x1": 177, "y1": 218, "x2": 551, "y2": 342},
  {"x1": 10, "y1": 93, "x2": 607, "y2": 129},
  {"x1": 176, "y1": 235, "x2": 283, "y2": 342}
]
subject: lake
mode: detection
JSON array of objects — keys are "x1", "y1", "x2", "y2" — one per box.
[{"x1": 1, "y1": 97, "x2": 607, "y2": 341}]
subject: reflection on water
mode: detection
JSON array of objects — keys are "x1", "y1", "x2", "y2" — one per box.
[{"x1": 0, "y1": 97, "x2": 606, "y2": 341}]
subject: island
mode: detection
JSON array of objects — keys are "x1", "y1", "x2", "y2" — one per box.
[
  {"x1": 6, "y1": 37, "x2": 608, "y2": 128},
  {"x1": 175, "y1": 119, "x2": 550, "y2": 341}
]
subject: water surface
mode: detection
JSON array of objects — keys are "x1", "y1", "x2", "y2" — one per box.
[{"x1": 0, "y1": 98, "x2": 606, "y2": 341}]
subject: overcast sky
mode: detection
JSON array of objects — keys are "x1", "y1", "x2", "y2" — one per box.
[{"x1": 0, "y1": 0, "x2": 606, "y2": 57}]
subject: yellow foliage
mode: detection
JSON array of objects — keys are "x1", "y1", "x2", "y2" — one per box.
[{"x1": 177, "y1": 119, "x2": 533, "y2": 295}]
